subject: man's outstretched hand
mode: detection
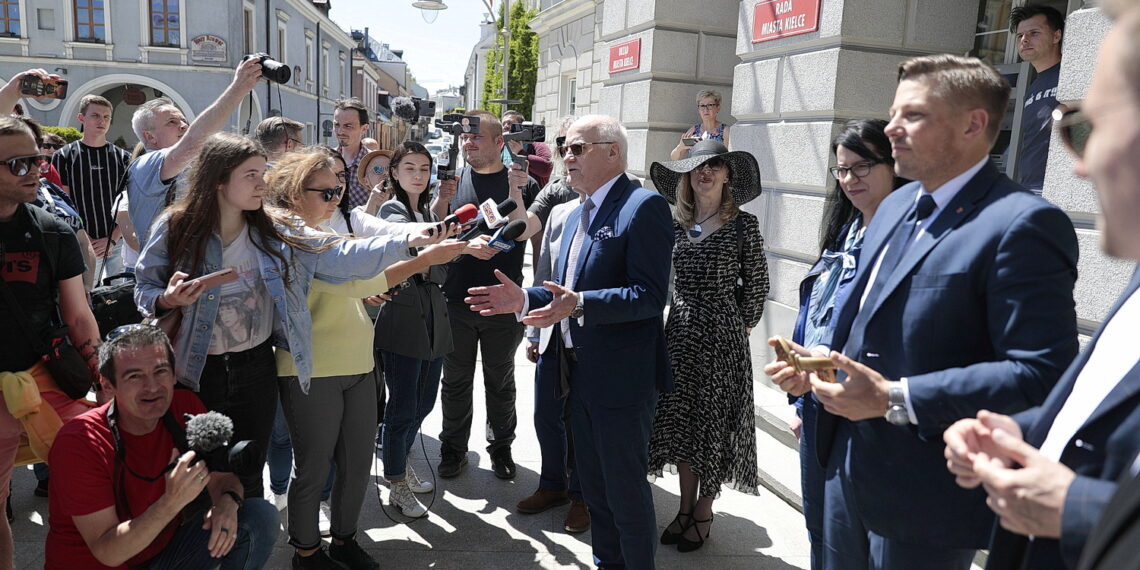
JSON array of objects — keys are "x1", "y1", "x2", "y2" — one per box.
[{"x1": 466, "y1": 269, "x2": 524, "y2": 316}]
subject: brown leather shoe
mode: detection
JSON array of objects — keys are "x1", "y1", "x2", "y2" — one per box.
[
  {"x1": 516, "y1": 489, "x2": 569, "y2": 514},
  {"x1": 563, "y1": 499, "x2": 590, "y2": 533}
]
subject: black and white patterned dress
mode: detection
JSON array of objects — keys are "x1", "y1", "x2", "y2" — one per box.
[{"x1": 649, "y1": 211, "x2": 770, "y2": 498}]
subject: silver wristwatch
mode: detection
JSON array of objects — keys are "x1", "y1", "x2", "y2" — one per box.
[
  {"x1": 569, "y1": 292, "x2": 584, "y2": 319},
  {"x1": 884, "y1": 382, "x2": 909, "y2": 426}
]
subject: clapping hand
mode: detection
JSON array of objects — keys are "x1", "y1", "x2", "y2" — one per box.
[
  {"x1": 522, "y1": 282, "x2": 578, "y2": 328},
  {"x1": 972, "y1": 427, "x2": 1075, "y2": 538},
  {"x1": 943, "y1": 410, "x2": 1021, "y2": 488}
]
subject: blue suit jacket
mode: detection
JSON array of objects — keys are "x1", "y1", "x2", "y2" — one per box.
[
  {"x1": 820, "y1": 161, "x2": 1080, "y2": 548},
  {"x1": 527, "y1": 174, "x2": 675, "y2": 407},
  {"x1": 987, "y1": 269, "x2": 1140, "y2": 570}
]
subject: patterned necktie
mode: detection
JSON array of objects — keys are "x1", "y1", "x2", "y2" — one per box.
[{"x1": 561, "y1": 199, "x2": 595, "y2": 341}]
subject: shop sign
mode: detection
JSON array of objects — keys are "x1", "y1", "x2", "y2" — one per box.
[
  {"x1": 608, "y1": 39, "x2": 641, "y2": 74},
  {"x1": 752, "y1": 0, "x2": 822, "y2": 43},
  {"x1": 190, "y1": 34, "x2": 227, "y2": 63}
]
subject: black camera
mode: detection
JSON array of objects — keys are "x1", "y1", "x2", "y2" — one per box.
[
  {"x1": 434, "y1": 114, "x2": 482, "y2": 181},
  {"x1": 243, "y1": 52, "x2": 291, "y2": 84},
  {"x1": 196, "y1": 439, "x2": 260, "y2": 475},
  {"x1": 504, "y1": 122, "x2": 546, "y2": 144}
]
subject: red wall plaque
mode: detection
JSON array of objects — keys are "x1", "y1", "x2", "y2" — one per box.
[
  {"x1": 608, "y1": 38, "x2": 641, "y2": 74},
  {"x1": 752, "y1": 0, "x2": 822, "y2": 43}
]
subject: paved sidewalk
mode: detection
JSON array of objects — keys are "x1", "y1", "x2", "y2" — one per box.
[{"x1": 12, "y1": 270, "x2": 810, "y2": 569}]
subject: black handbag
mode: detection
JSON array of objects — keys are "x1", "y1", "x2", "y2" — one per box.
[
  {"x1": 90, "y1": 272, "x2": 143, "y2": 337},
  {"x1": 0, "y1": 281, "x2": 94, "y2": 400}
]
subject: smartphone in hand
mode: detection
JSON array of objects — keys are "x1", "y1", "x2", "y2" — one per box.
[
  {"x1": 19, "y1": 76, "x2": 68, "y2": 99},
  {"x1": 193, "y1": 268, "x2": 238, "y2": 290},
  {"x1": 682, "y1": 137, "x2": 699, "y2": 147}
]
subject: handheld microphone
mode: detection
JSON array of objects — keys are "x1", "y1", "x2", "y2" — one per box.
[
  {"x1": 391, "y1": 97, "x2": 418, "y2": 123},
  {"x1": 184, "y1": 411, "x2": 259, "y2": 475},
  {"x1": 443, "y1": 203, "x2": 478, "y2": 227},
  {"x1": 458, "y1": 198, "x2": 518, "y2": 241},
  {"x1": 487, "y1": 219, "x2": 527, "y2": 252}
]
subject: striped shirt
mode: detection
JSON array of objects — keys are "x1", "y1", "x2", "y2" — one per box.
[{"x1": 51, "y1": 141, "x2": 131, "y2": 240}]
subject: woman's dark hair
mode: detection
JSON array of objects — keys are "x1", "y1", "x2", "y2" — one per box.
[
  {"x1": 166, "y1": 133, "x2": 295, "y2": 283},
  {"x1": 819, "y1": 119, "x2": 908, "y2": 253},
  {"x1": 388, "y1": 141, "x2": 434, "y2": 219}
]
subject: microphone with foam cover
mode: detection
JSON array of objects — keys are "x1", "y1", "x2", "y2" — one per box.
[{"x1": 391, "y1": 97, "x2": 418, "y2": 123}]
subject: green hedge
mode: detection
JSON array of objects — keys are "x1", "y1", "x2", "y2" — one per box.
[{"x1": 41, "y1": 126, "x2": 82, "y2": 143}]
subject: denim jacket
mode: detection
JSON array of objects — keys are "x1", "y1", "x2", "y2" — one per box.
[{"x1": 135, "y1": 215, "x2": 411, "y2": 393}]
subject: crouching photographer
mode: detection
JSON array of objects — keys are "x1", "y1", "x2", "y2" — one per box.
[{"x1": 45, "y1": 324, "x2": 278, "y2": 570}]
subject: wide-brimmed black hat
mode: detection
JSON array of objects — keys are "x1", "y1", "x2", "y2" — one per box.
[{"x1": 650, "y1": 140, "x2": 762, "y2": 206}]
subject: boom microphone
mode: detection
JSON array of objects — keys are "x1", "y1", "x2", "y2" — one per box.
[
  {"x1": 443, "y1": 203, "x2": 478, "y2": 227},
  {"x1": 458, "y1": 198, "x2": 518, "y2": 241},
  {"x1": 391, "y1": 96, "x2": 418, "y2": 123},
  {"x1": 487, "y1": 219, "x2": 527, "y2": 252}
]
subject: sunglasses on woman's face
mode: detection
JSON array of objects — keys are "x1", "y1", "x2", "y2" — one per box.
[
  {"x1": 3, "y1": 154, "x2": 46, "y2": 177},
  {"x1": 305, "y1": 187, "x2": 345, "y2": 202},
  {"x1": 41, "y1": 143, "x2": 62, "y2": 151},
  {"x1": 1053, "y1": 104, "x2": 1092, "y2": 159}
]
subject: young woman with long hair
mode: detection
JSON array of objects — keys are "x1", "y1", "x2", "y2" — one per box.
[
  {"x1": 266, "y1": 147, "x2": 464, "y2": 567},
  {"x1": 372, "y1": 142, "x2": 460, "y2": 518},
  {"x1": 133, "y1": 133, "x2": 445, "y2": 564}
]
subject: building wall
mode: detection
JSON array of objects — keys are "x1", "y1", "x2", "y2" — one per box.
[
  {"x1": 530, "y1": 0, "x2": 602, "y2": 127},
  {"x1": 4, "y1": 0, "x2": 356, "y2": 148}
]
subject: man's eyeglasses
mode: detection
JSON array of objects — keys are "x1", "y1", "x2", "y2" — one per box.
[
  {"x1": 306, "y1": 187, "x2": 345, "y2": 202},
  {"x1": 3, "y1": 154, "x2": 47, "y2": 177},
  {"x1": 40, "y1": 143, "x2": 62, "y2": 151},
  {"x1": 829, "y1": 159, "x2": 885, "y2": 181},
  {"x1": 698, "y1": 103, "x2": 719, "y2": 110},
  {"x1": 1053, "y1": 104, "x2": 1091, "y2": 159},
  {"x1": 556, "y1": 141, "x2": 615, "y2": 159}
]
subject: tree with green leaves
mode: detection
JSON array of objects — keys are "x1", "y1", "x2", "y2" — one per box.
[{"x1": 481, "y1": 0, "x2": 538, "y2": 117}]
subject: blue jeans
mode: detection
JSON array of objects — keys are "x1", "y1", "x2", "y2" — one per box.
[
  {"x1": 268, "y1": 400, "x2": 336, "y2": 500},
  {"x1": 381, "y1": 352, "x2": 443, "y2": 480},
  {"x1": 147, "y1": 498, "x2": 278, "y2": 569}
]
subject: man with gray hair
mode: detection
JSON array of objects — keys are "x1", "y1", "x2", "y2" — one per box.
[
  {"x1": 126, "y1": 57, "x2": 262, "y2": 247},
  {"x1": 467, "y1": 114, "x2": 674, "y2": 568}
]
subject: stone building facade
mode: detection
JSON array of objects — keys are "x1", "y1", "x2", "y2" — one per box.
[{"x1": 526, "y1": 0, "x2": 1121, "y2": 363}]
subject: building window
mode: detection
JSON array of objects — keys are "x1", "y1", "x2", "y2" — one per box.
[
  {"x1": 243, "y1": 7, "x2": 254, "y2": 54},
  {"x1": 150, "y1": 0, "x2": 179, "y2": 47},
  {"x1": 339, "y1": 52, "x2": 346, "y2": 96},
  {"x1": 305, "y1": 36, "x2": 314, "y2": 81},
  {"x1": 74, "y1": 0, "x2": 105, "y2": 43},
  {"x1": 277, "y1": 22, "x2": 286, "y2": 61},
  {"x1": 37, "y1": 8, "x2": 55, "y2": 31},
  {"x1": 322, "y1": 46, "x2": 330, "y2": 88},
  {"x1": 564, "y1": 76, "x2": 577, "y2": 114},
  {"x1": 0, "y1": 0, "x2": 20, "y2": 37}
]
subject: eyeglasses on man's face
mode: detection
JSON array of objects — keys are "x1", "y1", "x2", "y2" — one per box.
[
  {"x1": 1053, "y1": 104, "x2": 1092, "y2": 159},
  {"x1": 556, "y1": 141, "x2": 614, "y2": 159},
  {"x1": 3, "y1": 154, "x2": 46, "y2": 177}
]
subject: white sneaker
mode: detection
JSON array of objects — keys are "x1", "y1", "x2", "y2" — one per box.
[
  {"x1": 318, "y1": 501, "x2": 332, "y2": 536},
  {"x1": 389, "y1": 480, "x2": 427, "y2": 518},
  {"x1": 273, "y1": 492, "x2": 288, "y2": 512},
  {"x1": 406, "y1": 462, "x2": 433, "y2": 494}
]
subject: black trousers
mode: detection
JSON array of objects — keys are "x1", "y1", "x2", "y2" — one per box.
[{"x1": 438, "y1": 303, "x2": 522, "y2": 455}]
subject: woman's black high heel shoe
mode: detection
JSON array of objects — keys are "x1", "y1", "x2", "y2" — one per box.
[
  {"x1": 677, "y1": 515, "x2": 712, "y2": 552},
  {"x1": 660, "y1": 511, "x2": 693, "y2": 545}
]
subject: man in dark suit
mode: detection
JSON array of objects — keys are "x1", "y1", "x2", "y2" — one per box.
[
  {"x1": 943, "y1": 5, "x2": 1140, "y2": 569},
  {"x1": 1078, "y1": 456, "x2": 1140, "y2": 570},
  {"x1": 769, "y1": 54, "x2": 1080, "y2": 569},
  {"x1": 466, "y1": 114, "x2": 674, "y2": 569}
]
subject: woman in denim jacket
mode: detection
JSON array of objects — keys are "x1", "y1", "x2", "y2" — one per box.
[
  {"x1": 134, "y1": 133, "x2": 442, "y2": 503},
  {"x1": 764, "y1": 119, "x2": 906, "y2": 569}
]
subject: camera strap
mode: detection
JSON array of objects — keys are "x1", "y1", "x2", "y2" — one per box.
[{"x1": 106, "y1": 401, "x2": 187, "y2": 482}]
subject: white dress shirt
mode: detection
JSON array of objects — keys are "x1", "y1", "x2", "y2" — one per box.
[{"x1": 519, "y1": 173, "x2": 622, "y2": 349}]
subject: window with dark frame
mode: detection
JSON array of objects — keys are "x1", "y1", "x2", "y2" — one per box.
[
  {"x1": 150, "y1": 0, "x2": 179, "y2": 47},
  {"x1": 74, "y1": 0, "x2": 105, "y2": 43},
  {"x1": 0, "y1": 0, "x2": 20, "y2": 38}
]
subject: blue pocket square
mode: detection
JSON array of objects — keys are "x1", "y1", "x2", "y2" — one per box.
[{"x1": 593, "y1": 226, "x2": 615, "y2": 241}]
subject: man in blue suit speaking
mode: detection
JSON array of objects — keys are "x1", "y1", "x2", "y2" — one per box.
[
  {"x1": 770, "y1": 55, "x2": 1080, "y2": 569},
  {"x1": 466, "y1": 114, "x2": 674, "y2": 569}
]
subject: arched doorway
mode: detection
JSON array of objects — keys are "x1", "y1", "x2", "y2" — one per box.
[{"x1": 57, "y1": 74, "x2": 196, "y2": 150}]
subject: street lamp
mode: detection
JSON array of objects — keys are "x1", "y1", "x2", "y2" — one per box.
[
  {"x1": 412, "y1": 0, "x2": 521, "y2": 107},
  {"x1": 412, "y1": 0, "x2": 446, "y2": 23}
]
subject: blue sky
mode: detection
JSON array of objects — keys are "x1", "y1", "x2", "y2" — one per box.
[{"x1": 329, "y1": 0, "x2": 495, "y2": 94}]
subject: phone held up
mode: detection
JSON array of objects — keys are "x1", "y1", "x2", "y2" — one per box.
[{"x1": 20, "y1": 75, "x2": 68, "y2": 99}]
